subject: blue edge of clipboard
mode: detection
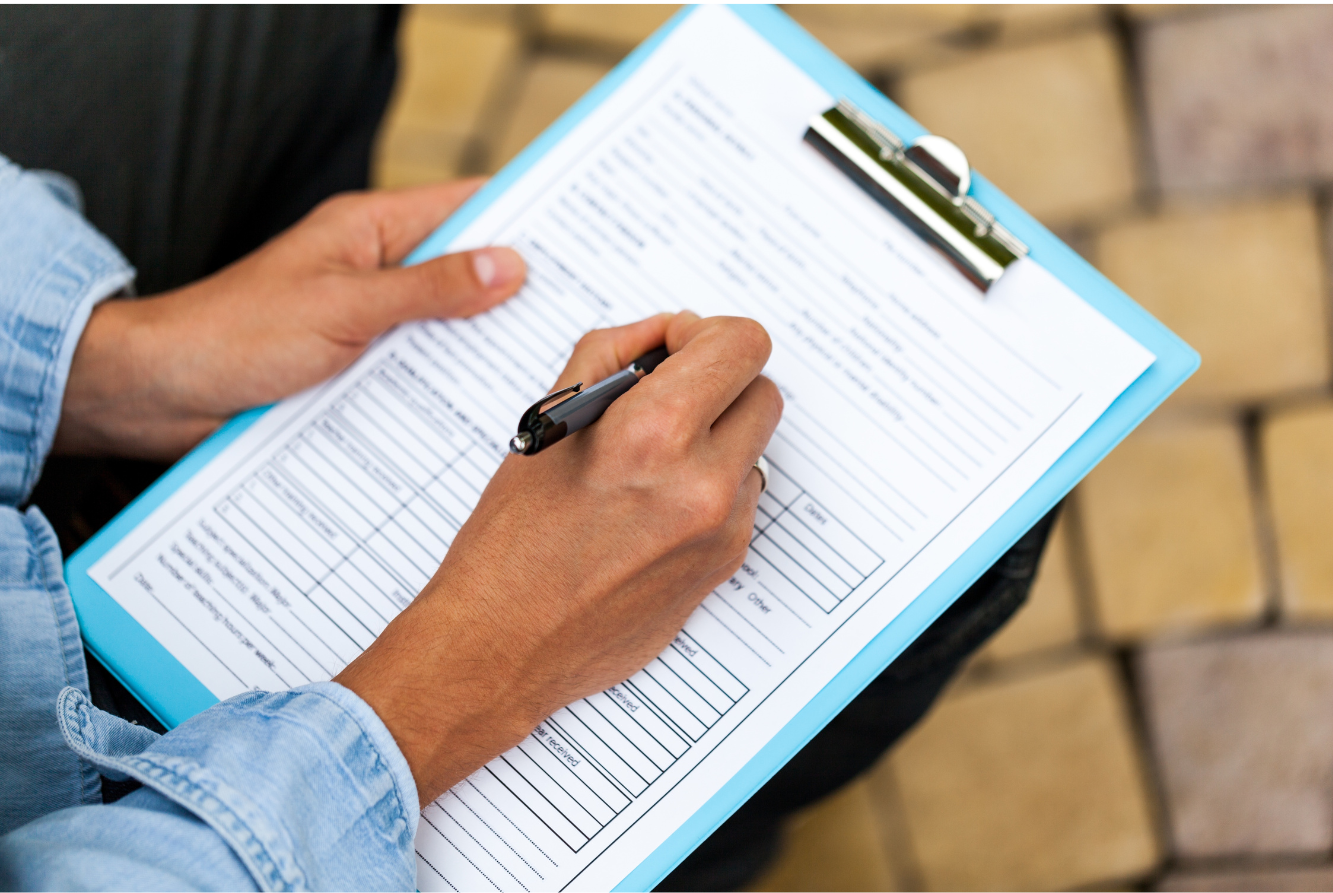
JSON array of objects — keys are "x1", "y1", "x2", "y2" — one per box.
[{"x1": 65, "y1": 5, "x2": 1198, "y2": 890}]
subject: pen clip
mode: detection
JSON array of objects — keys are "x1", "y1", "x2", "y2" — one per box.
[{"x1": 519, "y1": 382, "x2": 583, "y2": 433}]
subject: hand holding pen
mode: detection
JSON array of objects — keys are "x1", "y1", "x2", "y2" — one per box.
[
  {"x1": 508, "y1": 345, "x2": 671, "y2": 455},
  {"x1": 336, "y1": 311, "x2": 782, "y2": 806},
  {"x1": 509, "y1": 335, "x2": 771, "y2": 490}
]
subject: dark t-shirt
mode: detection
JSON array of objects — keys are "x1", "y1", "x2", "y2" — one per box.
[{"x1": 0, "y1": 5, "x2": 399, "y2": 295}]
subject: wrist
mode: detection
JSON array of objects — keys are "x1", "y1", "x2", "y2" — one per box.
[
  {"x1": 334, "y1": 582, "x2": 545, "y2": 806},
  {"x1": 54, "y1": 295, "x2": 226, "y2": 459}
]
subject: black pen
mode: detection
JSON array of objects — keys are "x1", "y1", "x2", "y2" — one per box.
[{"x1": 509, "y1": 346, "x2": 671, "y2": 455}]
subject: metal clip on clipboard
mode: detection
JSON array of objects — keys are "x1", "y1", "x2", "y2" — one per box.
[{"x1": 805, "y1": 100, "x2": 1028, "y2": 291}]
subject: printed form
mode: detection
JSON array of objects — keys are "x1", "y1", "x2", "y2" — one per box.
[{"x1": 89, "y1": 7, "x2": 1153, "y2": 891}]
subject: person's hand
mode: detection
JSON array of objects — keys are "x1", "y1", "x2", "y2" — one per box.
[
  {"x1": 334, "y1": 311, "x2": 783, "y2": 806},
  {"x1": 55, "y1": 179, "x2": 525, "y2": 460}
]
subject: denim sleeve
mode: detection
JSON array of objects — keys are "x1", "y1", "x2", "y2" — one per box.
[
  {"x1": 0, "y1": 153, "x2": 420, "y2": 891},
  {"x1": 0, "y1": 153, "x2": 134, "y2": 836},
  {"x1": 0, "y1": 154, "x2": 134, "y2": 506},
  {"x1": 1, "y1": 684, "x2": 419, "y2": 891}
]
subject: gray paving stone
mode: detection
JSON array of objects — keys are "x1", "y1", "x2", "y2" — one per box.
[
  {"x1": 1158, "y1": 864, "x2": 1333, "y2": 891},
  {"x1": 1141, "y1": 6, "x2": 1333, "y2": 192},
  {"x1": 1138, "y1": 633, "x2": 1333, "y2": 857}
]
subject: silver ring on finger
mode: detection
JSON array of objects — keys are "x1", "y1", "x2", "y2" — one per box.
[{"x1": 752, "y1": 455, "x2": 770, "y2": 494}]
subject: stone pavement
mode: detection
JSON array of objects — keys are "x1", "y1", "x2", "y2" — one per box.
[{"x1": 374, "y1": 6, "x2": 1333, "y2": 890}]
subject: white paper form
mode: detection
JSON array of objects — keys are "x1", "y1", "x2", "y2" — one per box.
[{"x1": 88, "y1": 7, "x2": 1154, "y2": 890}]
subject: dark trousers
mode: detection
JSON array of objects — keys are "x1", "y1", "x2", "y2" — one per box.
[{"x1": 1, "y1": 8, "x2": 1052, "y2": 889}]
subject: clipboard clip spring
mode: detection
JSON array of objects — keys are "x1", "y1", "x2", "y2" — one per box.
[{"x1": 805, "y1": 99, "x2": 1028, "y2": 291}]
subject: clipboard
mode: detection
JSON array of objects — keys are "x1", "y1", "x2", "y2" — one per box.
[{"x1": 64, "y1": 5, "x2": 1198, "y2": 890}]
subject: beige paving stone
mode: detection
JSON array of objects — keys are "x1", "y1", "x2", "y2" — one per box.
[
  {"x1": 371, "y1": 135, "x2": 468, "y2": 190},
  {"x1": 1123, "y1": 5, "x2": 1195, "y2": 24},
  {"x1": 884, "y1": 656, "x2": 1159, "y2": 890},
  {"x1": 794, "y1": 2, "x2": 1100, "y2": 35},
  {"x1": 787, "y1": 16, "x2": 965, "y2": 73},
  {"x1": 488, "y1": 57, "x2": 614, "y2": 172},
  {"x1": 748, "y1": 779, "x2": 900, "y2": 892},
  {"x1": 1139, "y1": 632, "x2": 1333, "y2": 857},
  {"x1": 787, "y1": 5, "x2": 983, "y2": 29},
  {"x1": 1096, "y1": 197, "x2": 1329, "y2": 405},
  {"x1": 1264, "y1": 403, "x2": 1333, "y2": 619},
  {"x1": 898, "y1": 31, "x2": 1137, "y2": 227},
  {"x1": 1158, "y1": 865, "x2": 1333, "y2": 892},
  {"x1": 1079, "y1": 419, "x2": 1263, "y2": 641},
  {"x1": 989, "y1": 4, "x2": 1107, "y2": 41},
  {"x1": 979, "y1": 512, "x2": 1081, "y2": 661},
  {"x1": 411, "y1": 4, "x2": 518, "y2": 26},
  {"x1": 536, "y1": 5, "x2": 679, "y2": 51},
  {"x1": 1141, "y1": 6, "x2": 1333, "y2": 193},
  {"x1": 373, "y1": 9, "x2": 518, "y2": 187},
  {"x1": 789, "y1": 5, "x2": 1103, "y2": 80},
  {"x1": 385, "y1": 9, "x2": 518, "y2": 134}
]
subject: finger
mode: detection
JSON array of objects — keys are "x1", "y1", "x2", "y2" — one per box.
[
  {"x1": 639, "y1": 314, "x2": 772, "y2": 432},
  {"x1": 551, "y1": 314, "x2": 674, "y2": 391},
  {"x1": 703, "y1": 470, "x2": 767, "y2": 590},
  {"x1": 709, "y1": 375, "x2": 784, "y2": 475},
  {"x1": 369, "y1": 178, "x2": 489, "y2": 264},
  {"x1": 668, "y1": 473, "x2": 766, "y2": 630},
  {"x1": 664, "y1": 309, "x2": 702, "y2": 353},
  {"x1": 354, "y1": 246, "x2": 527, "y2": 333},
  {"x1": 746, "y1": 463, "x2": 767, "y2": 502}
]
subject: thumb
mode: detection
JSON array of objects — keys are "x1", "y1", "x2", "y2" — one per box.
[
  {"x1": 355, "y1": 246, "x2": 526, "y2": 333},
  {"x1": 551, "y1": 313, "x2": 675, "y2": 391}
]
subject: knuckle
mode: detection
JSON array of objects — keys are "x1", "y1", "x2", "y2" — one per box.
[
  {"x1": 420, "y1": 265, "x2": 452, "y2": 305},
  {"x1": 314, "y1": 190, "x2": 365, "y2": 219},
  {"x1": 727, "y1": 525, "x2": 752, "y2": 566},
  {"x1": 709, "y1": 527, "x2": 751, "y2": 583},
  {"x1": 627, "y1": 396, "x2": 694, "y2": 456},
  {"x1": 756, "y1": 375, "x2": 785, "y2": 419},
  {"x1": 727, "y1": 317, "x2": 772, "y2": 361},
  {"x1": 574, "y1": 328, "x2": 614, "y2": 355},
  {"x1": 624, "y1": 413, "x2": 678, "y2": 455},
  {"x1": 656, "y1": 393, "x2": 696, "y2": 431},
  {"x1": 681, "y1": 478, "x2": 733, "y2": 532},
  {"x1": 727, "y1": 550, "x2": 748, "y2": 579}
]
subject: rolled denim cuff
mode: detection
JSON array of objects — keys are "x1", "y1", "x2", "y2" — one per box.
[
  {"x1": 0, "y1": 507, "x2": 101, "y2": 837},
  {"x1": 56, "y1": 682, "x2": 418, "y2": 891},
  {"x1": 0, "y1": 155, "x2": 134, "y2": 506}
]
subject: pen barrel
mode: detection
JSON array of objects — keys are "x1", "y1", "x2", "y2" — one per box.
[
  {"x1": 545, "y1": 368, "x2": 640, "y2": 432},
  {"x1": 516, "y1": 355, "x2": 661, "y2": 454}
]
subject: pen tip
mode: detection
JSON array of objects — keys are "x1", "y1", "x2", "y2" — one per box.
[{"x1": 509, "y1": 432, "x2": 533, "y2": 454}]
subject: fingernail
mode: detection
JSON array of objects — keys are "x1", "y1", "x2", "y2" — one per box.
[{"x1": 472, "y1": 247, "x2": 524, "y2": 288}]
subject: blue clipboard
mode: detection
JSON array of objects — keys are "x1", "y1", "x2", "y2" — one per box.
[{"x1": 65, "y1": 5, "x2": 1198, "y2": 890}]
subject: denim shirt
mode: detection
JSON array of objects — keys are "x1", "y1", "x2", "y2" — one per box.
[{"x1": 0, "y1": 156, "x2": 420, "y2": 890}]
